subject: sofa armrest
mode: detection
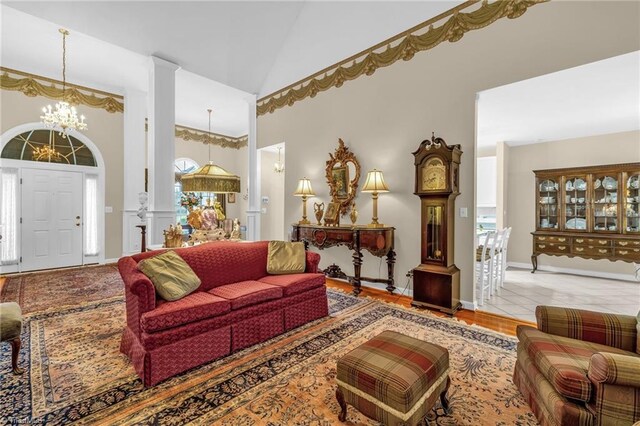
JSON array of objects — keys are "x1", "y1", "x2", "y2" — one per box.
[
  {"x1": 536, "y1": 306, "x2": 637, "y2": 352},
  {"x1": 589, "y1": 352, "x2": 640, "y2": 387},
  {"x1": 305, "y1": 251, "x2": 321, "y2": 273},
  {"x1": 118, "y1": 256, "x2": 157, "y2": 335}
]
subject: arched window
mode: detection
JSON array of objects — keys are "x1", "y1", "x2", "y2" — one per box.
[{"x1": 1, "y1": 129, "x2": 97, "y2": 166}]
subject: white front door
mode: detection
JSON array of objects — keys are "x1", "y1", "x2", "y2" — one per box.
[{"x1": 21, "y1": 168, "x2": 83, "y2": 271}]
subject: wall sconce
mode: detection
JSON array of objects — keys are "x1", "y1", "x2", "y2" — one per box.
[
  {"x1": 293, "y1": 177, "x2": 315, "y2": 224},
  {"x1": 361, "y1": 169, "x2": 389, "y2": 227}
]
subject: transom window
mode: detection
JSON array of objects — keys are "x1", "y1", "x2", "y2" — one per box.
[{"x1": 1, "y1": 129, "x2": 97, "y2": 166}]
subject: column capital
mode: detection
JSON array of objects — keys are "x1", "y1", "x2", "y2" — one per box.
[{"x1": 150, "y1": 56, "x2": 180, "y2": 71}]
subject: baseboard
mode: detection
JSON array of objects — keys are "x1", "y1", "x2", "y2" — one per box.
[
  {"x1": 508, "y1": 262, "x2": 639, "y2": 283},
  {"x1": 460, "y1": 300, "x2": 477, "y2": 311},
  {"x1": 103, "y1": 258, "x2": 119, "y2": 265}
]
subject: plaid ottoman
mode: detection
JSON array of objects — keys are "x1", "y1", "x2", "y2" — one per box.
[{"x1": 336, "y1": 330, "x2": 451, "y2": 425}]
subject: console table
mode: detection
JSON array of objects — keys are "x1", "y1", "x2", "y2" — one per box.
[{"x1": 291, "y1": 224, "x2": 396, "y2": 296}]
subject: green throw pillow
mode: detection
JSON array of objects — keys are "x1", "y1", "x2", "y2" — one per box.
[
  {"x1": 137, "y1": 250, "x2": 201, "y2": 301},
  {"x1": 267, "y1": 241, "x2": 305, "y2": 275}
]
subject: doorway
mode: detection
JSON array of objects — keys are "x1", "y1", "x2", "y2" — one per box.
[{"x1": 21, "y1": 168, "x2": 84, "y2": 271}]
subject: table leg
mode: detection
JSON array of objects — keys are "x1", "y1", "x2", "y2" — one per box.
[
  {"x1": 352, "y1": 249, "x2": 363, "y2": 296},
  {"x1": 531, "y1": 254, "x2": 538, "y2": 273},
  {"x1": 386, "y1": 249, "x2": 396, "y2": 293}
]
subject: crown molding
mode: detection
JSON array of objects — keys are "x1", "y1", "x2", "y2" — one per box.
[
  {"x1": 257, "y1": 0, "x2": 547, "y2": 116},
  {"x1": 174, "y1": 124, "x2": 248, "y2": 149},
  {"x1": 0, "y1": 67, "x2": 124, "y2": 113}
]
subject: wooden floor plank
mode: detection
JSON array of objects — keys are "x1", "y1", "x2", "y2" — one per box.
[{"x1": 326, "y1": 278, "x2": 533, "y2": 336}]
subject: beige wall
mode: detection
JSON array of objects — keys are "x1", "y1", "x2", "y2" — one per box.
[
  {"x1": 257, "y1": 1, "x2": 640, "y2": 303},
  {"x1": 1, "y1": 89, "x2": 124, "y2": 260},
  {"x1": 259, "y1": 149, "x2": 286, "y2": 240},
  {"x1": 174, "y1": 136, "x2": 247, "y2": 221},
  {"x1": 507, "y1": 130, "x2": 640, "y2": 276}
]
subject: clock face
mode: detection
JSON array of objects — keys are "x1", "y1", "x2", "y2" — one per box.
[{"x1": 421, "y1": 158, "x2": 447, "y2": 191}]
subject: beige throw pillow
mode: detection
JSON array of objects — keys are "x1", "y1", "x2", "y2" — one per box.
[
  {"x1": 267, "y1": 241, "x2": 306, "y2": 275},
  {"x1": 137, "y1": 250, "x2": 201, "y2": 301}
]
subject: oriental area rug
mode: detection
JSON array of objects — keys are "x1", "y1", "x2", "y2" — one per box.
[{"x1": 0, "y1": 267, "x2": 537, "y2": 425}]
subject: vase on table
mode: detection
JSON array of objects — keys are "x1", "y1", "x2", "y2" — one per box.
[
  {"x1": 314, "y1": 202, "x2": 325, "y2": 225},
  {"x1": 350, "y1": 202, "x2": 358, "y2": 225}
]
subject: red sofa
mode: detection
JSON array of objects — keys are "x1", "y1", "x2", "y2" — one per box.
[{"x1": 118, "y1": 240, "x2": 328, "y2": 386}]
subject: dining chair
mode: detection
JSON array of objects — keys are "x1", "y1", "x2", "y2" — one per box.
[{"x1": 475, "y1": 231, "x2": 495, "y2": 306}]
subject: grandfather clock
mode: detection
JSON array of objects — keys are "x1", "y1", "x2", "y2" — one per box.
[{"x1": 411, "y1": 134, "x2": 462, "y2": 315}]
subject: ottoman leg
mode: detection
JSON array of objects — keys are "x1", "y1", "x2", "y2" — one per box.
[
  {"x1": 440, "y1": 376, "x2": 451, "y2": 415},
  {"x1": 10, "y1": 337, "x2": 24, "y2": 375},
  {"x1": 336, "y1": 388, "x2": 347, "y2": 422}
]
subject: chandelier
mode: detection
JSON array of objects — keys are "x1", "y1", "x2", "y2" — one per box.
[
  {"x1": 32, "y1": 144, "x2": 62, "y2": 162},
  {"x1": 274, "y1": 146, "x2": 285, "y2": 173},
  {"x1": 40, "y1": 29, "x2": 87, "y2": 139}
]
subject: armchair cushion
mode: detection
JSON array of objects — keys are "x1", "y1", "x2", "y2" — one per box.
[
  {"x1": 517, "y1": 325, "x2": 635, "y2": 402},
  {"x1": 209, "y1": 281, "x2": 283, "y2": 310},
  {"x1": 589, "y1": 352, "x2": 640, "y2": 387},
  {"x1": 536, "y1": 306, "x2": 637, "y2": 353},
  {"x1": 267, "y1": 241, "x2": 306, "y2": 275},
  {"x1": 137, "y1": 250, "x2": 201, "y2": 301}
]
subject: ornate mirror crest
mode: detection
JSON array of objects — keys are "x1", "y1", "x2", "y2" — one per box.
[{"x1": 325, "y1": 138, "x2": 361, "y2": 217}]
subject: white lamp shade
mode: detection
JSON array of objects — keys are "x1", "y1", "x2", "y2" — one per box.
[
  {"x1": 362, "y1": 169, "x2": 389, "y2": 193},
  {"x1": 294, "y1": 177, "x2": 315, "y2": 196}
]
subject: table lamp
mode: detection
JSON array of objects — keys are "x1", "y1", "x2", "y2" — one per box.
[
  {"x1": 361, "y1": 169, "x2": 389, "y2": 227},
  {"x1": 294, "y1": 177, "x2": 315, "y2": 224}
]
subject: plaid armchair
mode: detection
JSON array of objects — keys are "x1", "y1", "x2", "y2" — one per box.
[{"x1": 513, "y1": 305, "x2": 640, "y2": 426}]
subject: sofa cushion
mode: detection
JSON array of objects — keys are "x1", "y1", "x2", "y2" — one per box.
[
  {"x1": 209, "y1": 280, "x2": 283, "y2": 310},
  {"x1": 258, "y1": 273, "x2": 325, "y2": 296},
  {"x1": 267, "y1": 241, "x2": 306, "y2": 274},
  {"x1": 517, "y1": 325, "x2": 635, "y2": 402},
  {"x1": 137, "y1": 250, "x2": 201, "y2": 301},
  {"x1": 141, "y1": 292, "x2": 231, "y2": 333}
]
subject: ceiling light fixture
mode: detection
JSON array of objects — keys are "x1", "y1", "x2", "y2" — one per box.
[
  {"x1": 181, "y1": 109, "x2": 241, "y2": 195},
  {"x1": 274, "y1": 146, "x2": 285, "y2": 173},
  {"x1": 40, "y1": 28, "x2": 87, "y2": 139}
]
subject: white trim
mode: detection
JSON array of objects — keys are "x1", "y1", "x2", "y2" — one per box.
[
  {"x1": 104, "y1": 258, "x2": 119, "y2": 264},
  {"x1": 1, "y1": 123, "x2": 106, "y2": 270},
  {"x1": 508, "y1": 261, "x2": 638, "y2": 283},
  {"x1": 460, "y1": 300, "x2": 477, "y2": 311}
]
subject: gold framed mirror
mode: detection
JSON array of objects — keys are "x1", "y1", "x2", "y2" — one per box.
[{"x1": 325, "y1": 138, "x2": 361, "y2": 217}]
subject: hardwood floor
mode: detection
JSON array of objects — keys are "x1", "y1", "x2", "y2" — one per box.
[
  {"x1": 326, "y1": 278, "x2": 533, "y2": 336},
  {"x1": 0, "y1": 273, "x2": 530, "y2": 337}
]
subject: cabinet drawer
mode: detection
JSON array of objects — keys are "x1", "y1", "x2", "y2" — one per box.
[
  {"x1": 572, "y1": 246, "x2": 612, "y2": 257},
  {"x1": 573, "y1": 237, "x2": 611, "y2": 247},
  {"x1": 536, "y1": 243, "x2": 570, "y2": 254},
  {"x1": 614, "y1": 247, "x2": 640, "y2": 261},
  {"x1": 614, "y1": 239, "x2": 640, "y2": 248},
  {"x1": 535, "y1": 236, "x2": 569, "y2": 244}
]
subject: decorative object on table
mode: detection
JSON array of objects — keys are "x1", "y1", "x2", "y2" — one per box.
[
  {"x1": 163, "y1": 223, "x2": 184, "y2": 248},
  {"x1": 349, "y1": 201, "x2": 358, "y2": 225},
  {"x1": 0, "y1": 302, "x2": 24, "y2": 374},
  {"x1": 411, "y1": 133, "x2": 462, "y2": 315},
  {"x1": 323, "y1": 202, "x2": 340, "y2": 226},
  {"x1": 313, "y1": 202, "x2": 325, "y2": 225},
  {"x1": 227, "y1": 192, "x2": 236, "y2": 203},
  {"x1": 181, "y1": 109, "x2": 241, "y2": 194},
  {"x1": 361, "y1": 169, "x2": 389, "y2": 228},
  {"x1": 180, "y1": 192, "x2": 202, "y2": 211},
  {"x1": 336, "y1": 331, "x2": 450, "y2": 425},
  {"x1": 274, "y1": 145, "x2": 285, "y2": 173},
  {"x1": 531, "y1": 163, "x2": 640, "y2": 272},
  {"x1": 325, "y1": 138, "x2": 361, "y2": 217},
  {"x1": 293, "y1": 177, "x2": 315, "y2": 224},
  {"x1": 39, "y1": 28, "x2": 87, "y2": 142},
  {"x1": 136, "y1": 191, "x2": 148, "y2": 222},
  {"x1": 230, "y1": 218, "x2": 241, "y2": 239}
]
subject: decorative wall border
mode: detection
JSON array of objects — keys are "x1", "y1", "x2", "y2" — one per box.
[
  {"x1": 174, "y1": 124, "x2": 248, "y2": 149},
  {"x1": 0, "y1": 67, "x2": 124, "y2": 113},
  {"x1": 256, "y1": 0, "x2": 547, "y2": 116}
]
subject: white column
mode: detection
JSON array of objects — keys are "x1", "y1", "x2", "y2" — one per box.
[
  {"x1": 147, "y1": 56, "x2": 180, "y2": 245},
  {"x1": 245, "y1": 94, "x2": 261, "y2": 241},
  {"x1": 122, "y1": 89, "x2": 147, "y2": 254}
]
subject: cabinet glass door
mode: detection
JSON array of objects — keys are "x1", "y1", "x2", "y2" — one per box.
[
  {"x1": 563, "y1": 176, "x2": 588, "y2": 231},
  {"x1": 593, "y1": 174, "x2": 619, "y2": 232},
  {"x1": 538, "y1": 179, "x2": 559, "y2": 230},
  {"x1": 625, "y1": 173, "x2": 640, "y2": 233}
]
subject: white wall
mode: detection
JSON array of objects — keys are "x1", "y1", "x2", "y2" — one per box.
[
  {"x1": 257, "y1": 1, "x2": 640, "y2": 304},
  {"x1": 259, "y1": 149, "x2": 286, "y2": 241},
  {"x1": 477, "y1": 156, "x2": 497, "y2": 208}
]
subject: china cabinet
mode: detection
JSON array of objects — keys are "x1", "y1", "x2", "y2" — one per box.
[
  {"x1": 411, "y1": 134, "x2": 462, "y2": 314},
  {"x1": 532, "y1": 163, "x2": 640, "y2": 271}
]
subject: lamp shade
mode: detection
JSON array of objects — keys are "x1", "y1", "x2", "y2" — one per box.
[
  {"x1": 362, "y1": 169, "x2": 389, "y2": 193},
  {"x1": 181, "y1": 163, "x2": 241, "y2": 193},
  {"x1": 294, "y1": 177, "x2": 315, "y2": 196}
]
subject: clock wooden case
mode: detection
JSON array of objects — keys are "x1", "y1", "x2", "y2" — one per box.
[{"x1": 411, "y1": 134, "x2": 462, "y2": 314}]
